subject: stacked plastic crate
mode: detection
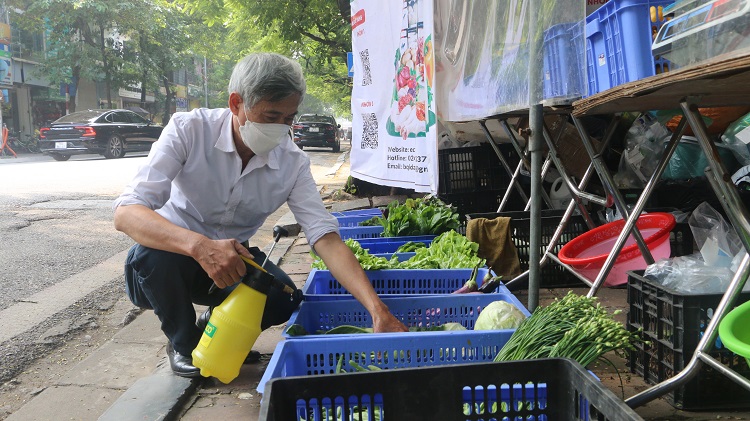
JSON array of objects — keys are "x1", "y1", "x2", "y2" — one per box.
[
  {"x1": 257, "y1": 207, "x2": 643, "y2": 420},
  {"x1": 256, "y1": 208, "x2": 538, "y2": 412}
]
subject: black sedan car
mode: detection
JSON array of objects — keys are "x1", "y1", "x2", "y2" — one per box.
[
  {"x1": 293, "y1": 114, "x2": 341, "y2": 152},
  {"x1": 38, "y1": 109, "x2": 163, "y2": 161}
]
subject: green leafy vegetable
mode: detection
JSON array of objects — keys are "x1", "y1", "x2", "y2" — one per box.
[
  {"x1": 394, "y1": 241, "x2": 428, "y2": 252},
  {"x1": 441, "y1": 322, "x2": 467, "y2": 331},
  {"x1": 397, "y1": 230, "x2": 485, "y2": 270},
  {"x1": 285, "y1": 324, "x2": 309, "y2": 337},
  {"x1": 324, "y1": 325, "x2": 373, "y2": 335},
  {"x1": 473, "y1": 301, "x2": 526, "y2": 330},
  {"x1": 311, "y1": 238, "x2": 392, "y2": 270},
  {"x1": 494, "y1": 292, "x2": 641, "y2": 367},
  {"x1": 311, "y1": 231, "x2": 484, "y2": 270},
  {"x1": 362, "y1": 196, "x2": 461, "y2": 237}
]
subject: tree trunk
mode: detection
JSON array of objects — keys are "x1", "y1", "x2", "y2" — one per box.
[
  {"x1": 99, "y1": 25, "x2": 112, "y2": 108},
  {"x1": 337, "y1": 0, "x2": 351, "y2": 23},
  {"x1": 139, "y1": 33, "x2": 148, "y2": 110},
  {"x1": 69, "y1": 66, "x2": 81, "y2": 113},
  {"x1": 162, "y1": 74, "x2": 172, "y2": 124}
]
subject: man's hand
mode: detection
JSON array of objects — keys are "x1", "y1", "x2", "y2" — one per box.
[
  {"x1": 313, "y1": 232, "x2": 408, "y2": 333},
  {"x1": 194, "y1": 238, "x2": 253, "y2": 289},
  {"x1": 372, "y1": 308, "x2": 409, "y2": 333}
]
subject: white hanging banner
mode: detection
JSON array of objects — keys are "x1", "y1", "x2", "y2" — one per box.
[{"x1": 350, "y1": 0, "x2": 437, "y2": 194}]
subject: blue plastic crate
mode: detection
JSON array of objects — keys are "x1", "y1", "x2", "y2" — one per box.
[
  {"x1": 302, "y1": 268, "x2": 507, "y2": 301},
  {"x1": 339, "y1": 225, "x2": 384, "y2": 240},
  {"x1": 542, "y1": 22, "x2": 586, "y2": 100},
  {"x1": 585, "y1": 0, "x2": 672, "y2": 96},
  {"x1": 336, "y1": 214, "x2": 379, "y2": 227},
  {"x1": 357, "y1": 235, "x2": 437, "y2": 244},
  {"x1": 257, "y1": 329, "x2": 515, "y2": 394},
  {"x1": 330, "y1": 208, "x2": 382, "y2": 218},
  {"x1": 356, "y1": 236, "x2": 436, "y2": 253},
  {"x1": 283, "y1": 293, "x2": 530, "y2": 339}
]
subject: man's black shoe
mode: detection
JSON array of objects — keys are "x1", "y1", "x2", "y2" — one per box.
[
  {"x1": 245, "y1": 350, "x2": 261, "y2": 363},
  {"x1": 167, "y1": 342, "x2": 202, "y2": 378},
  {"x1": 196, "y1": 307, "x2": 212, "y2": 331},
  {"x1": 196, "y1": 307, "x2": 262, "y2": 364}
]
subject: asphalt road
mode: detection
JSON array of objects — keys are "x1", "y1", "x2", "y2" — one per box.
[{"x1": 0, "y1": 144, "x2": 349, "y2": 386}]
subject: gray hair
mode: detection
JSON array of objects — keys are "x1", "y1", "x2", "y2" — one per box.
[{"x1": 227, "y1": 53, "x2": 306, "y2": 109}]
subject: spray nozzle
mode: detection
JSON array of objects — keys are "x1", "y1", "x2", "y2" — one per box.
[{"x1": 240, "y1": 255, "x2": 295, "y2": 296}]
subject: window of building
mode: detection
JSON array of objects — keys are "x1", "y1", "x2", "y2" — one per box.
[{"x1": 10, "y1": 23, "x2": 45, "y2": 61}]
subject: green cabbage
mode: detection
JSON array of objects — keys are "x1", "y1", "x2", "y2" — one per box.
[{"x1": 474, "y1": 301, "x2": 526, "y2": 330}]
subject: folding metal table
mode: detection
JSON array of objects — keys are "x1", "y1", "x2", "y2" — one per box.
[{"x1": 569, "y1": 51, "x2": 750, "y2": 407}]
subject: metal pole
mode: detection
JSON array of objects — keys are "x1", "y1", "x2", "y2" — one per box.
[
  {"x1": 478, "y1": 120, "x2": 531, "y2": 207},
  {"x1": 527, "y1": 0, "x2": 543, "y2": 312}
]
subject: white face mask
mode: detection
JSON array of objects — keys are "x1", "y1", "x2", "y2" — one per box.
[{"x1": 238, "y1": 119, "x2": 290, "y2": 156}]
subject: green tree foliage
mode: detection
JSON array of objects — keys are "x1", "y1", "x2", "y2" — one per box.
[
  {"x1": 8, "y1": 0, "x2": 133, "y2": 110},
  {"x1": 121, "y1": 1, "x2": 198, "y2": 122},
  {"x1": 177, "y1": 0, "x2": 353, "y2": 117},
  {"x1": 8, "y1": 0, "x2": 353, "y2": 118}
]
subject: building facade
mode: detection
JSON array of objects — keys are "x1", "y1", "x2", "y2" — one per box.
[{"x1": 1, "y1": 8, "x2": 200, "y2": 138}]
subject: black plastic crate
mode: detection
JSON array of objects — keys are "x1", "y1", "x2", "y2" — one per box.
[
  {"x1": 259, "y1": 358, "x2": 642, "y2": 421},
  {"x1": 623, "y1": 179, "x2": 750, "y2": 221},
  {"x1": 438, "y1": 143, "x2": 519, "y2": 195},
  {"x1": 466, "y1": 209, "x2": 589, "y2": 288},
  {"x1": 439, "y1": 189, "x2": 528, "y2": 221},
  {"x1": 627, "y1": 270, "x2": 750, "y2": 411}
]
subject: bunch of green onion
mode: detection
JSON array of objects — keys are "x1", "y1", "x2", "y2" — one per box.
[{"x1": 494, "y1": 292, "x2": 639, "y2": 367}]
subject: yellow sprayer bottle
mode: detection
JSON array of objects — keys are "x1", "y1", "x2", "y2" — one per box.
[{"x1": 192, "y1": 257, "x2": 284, "y2": 384}]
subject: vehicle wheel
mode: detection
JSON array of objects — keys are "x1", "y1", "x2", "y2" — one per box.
[
  {"x1": 298, "y1": 145, "x2": 303, "y2": 150},
  {"x1": 50, "y1": 154, "x2": 70, "y2": 161},
  {"x1": 104, "y1": 135, "x2": 125, "y2": 159},
  {"x1": 332, "y1": 142, "x2": 340, "y2": 152}
]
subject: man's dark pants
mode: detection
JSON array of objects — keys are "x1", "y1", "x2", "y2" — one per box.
[{"x1": 124, "y1": 244, "x2": 300, "y2": 357}]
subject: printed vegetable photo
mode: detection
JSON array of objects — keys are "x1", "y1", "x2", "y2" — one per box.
[{"x1": 387, "y1": 0, "x2": 435, "y2": 139}]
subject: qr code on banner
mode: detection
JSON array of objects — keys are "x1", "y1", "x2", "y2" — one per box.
[
  {"x1": 359, "y1": 49, "x2": 372, "y2": 86},
  {"x1": 361, "y1": 113, "x2": 378, "y2": 149}
]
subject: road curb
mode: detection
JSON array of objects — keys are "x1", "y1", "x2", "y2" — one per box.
[{"x1": 97, "y1": 362, "x2": 202, "y2": 421}]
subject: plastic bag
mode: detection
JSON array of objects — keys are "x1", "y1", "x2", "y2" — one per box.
[
  {"x1": 644, "y1": 252, "x2": 748, "y2": 294},
  {"x1": 438, "y1": 131, "x2": 461, "y2": 150},
  {"x1": 689, "y1": 202, "x2": 743, "y2": 268},
  {"x1": 721, "y1": 110, "x2": 750, "y2": 166},
  {"x1": 643, "y1": 202, "x2": 749, "y2": 294},
  {"x1": 613, "y1": 114, "x2": 670, "y2": 188}
]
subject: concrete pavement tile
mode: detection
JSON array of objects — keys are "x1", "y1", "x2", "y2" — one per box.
[
  {"x1": 253, "y1": 325, "x2": 284, "y2": 355},
  {"x1": 281, "y1": 262, "x2": 313, "y2": 275},
  {"x1": 275, "y1": 211, "x2": 301, "y2": 237},
  {"x1": 111, "y1": 310, "x2": 166, "y2": 344},
  {"x1": 289, "y1": 274, "x2": 307, "y2": 287},
  {"x1": 181, "y1": 392, "x2": 261, "y2": 421},
  {"x1": 329, "y1": 198, "x2": 371, "y2": 212},
  {"x1": 186, "y1": 361, "x2": 268, "y2": 420},
  {"x1": 5, "y1": 384, "x2": 121, "y2": 421},
  {"x1": 290, "y1": 239, "x2": 309, "y2": 251},
  {"x1": 282, "y1": 254, "x2": 311, "y2": 266},
  {"x1": 201, "y1": 361, "x2": 268, "y2": 392},
  {"x1": 371, "y1": 195, "x2": 406, "y2": 208},
  {"x1": 295, "y1": 236, "x2": 309, "y2": 246},
  {"x1": 61, "y1": 341, "x2": 165, "y2": 389}
]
